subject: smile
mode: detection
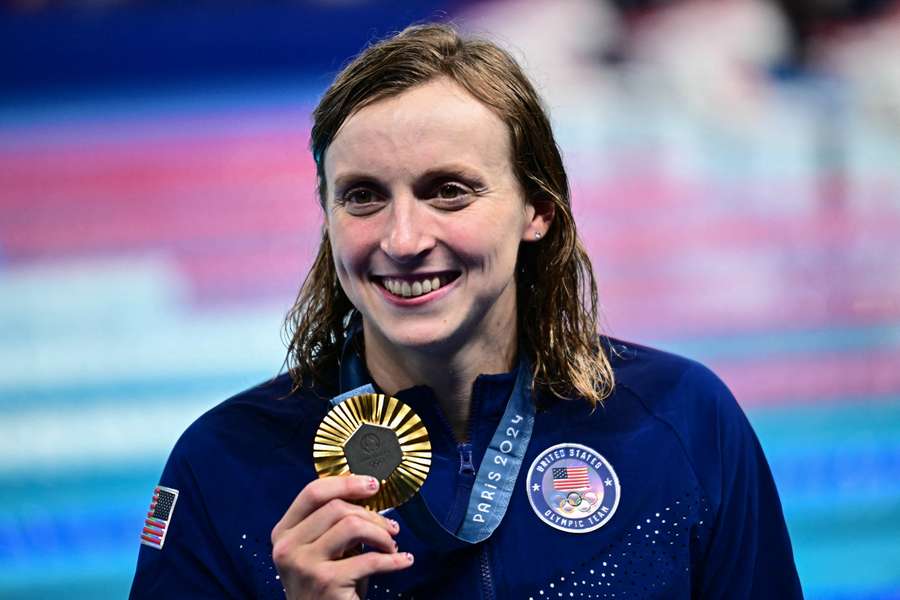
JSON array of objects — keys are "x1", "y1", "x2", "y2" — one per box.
[{"x1": 374, "y1": 272, "x2": 460, "y2": 299}]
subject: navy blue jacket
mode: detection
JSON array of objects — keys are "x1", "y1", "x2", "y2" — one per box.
[{"x1": 130, "y1": 340, "x2": 802, "y2": 599}]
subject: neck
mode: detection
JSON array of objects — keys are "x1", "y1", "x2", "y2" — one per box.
[{"x1": 362, "y1": 325, "x2": 517, "y2": 442}]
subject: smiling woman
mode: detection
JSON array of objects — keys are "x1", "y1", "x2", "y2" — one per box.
[{"x1": 129, "y1": 23, "x2": 803, "y2": 600}]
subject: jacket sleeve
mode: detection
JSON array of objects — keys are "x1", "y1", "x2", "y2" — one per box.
[
  {"x1": 129, "y1": 428, "x2": 250, "y2": 599},
  {"x1": 692, "y1": 366, "x2": 804, "y2": 599}
]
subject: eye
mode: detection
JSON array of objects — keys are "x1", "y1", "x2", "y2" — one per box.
[
  {"x1": 428, "y1": 180, "x2": 479, "y2": 211},
  {"x1": 436, "y1": 183, "x2": 469, "y2": 199},
  {"x1": 338, "y1": 186, "x2": 385, "y2": 215},
  {"x1": 344, "y1": 188, "x2": 377, "y2": 204}
]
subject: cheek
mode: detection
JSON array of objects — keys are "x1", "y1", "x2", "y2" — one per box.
[
  {"x1": 451, "y1": 220, "x2": 522, "y2": 273},
  {"x1": 328, "y1": 217, "x2": 377, "y2": 278}
]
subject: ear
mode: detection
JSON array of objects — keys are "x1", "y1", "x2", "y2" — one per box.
[{"x1": 522, "y1": 196, "x2": 555, "y2": 242}]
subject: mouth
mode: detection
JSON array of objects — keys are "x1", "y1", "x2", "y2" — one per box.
[{"x1": 372, "y1": 271, "x2": 461, "y2": 299}]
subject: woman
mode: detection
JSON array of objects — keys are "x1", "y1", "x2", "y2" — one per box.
[{"x1": 130, "y1": 24, "x2": 802, "y2": 599}]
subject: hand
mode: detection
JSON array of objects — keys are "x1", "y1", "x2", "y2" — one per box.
[{"x1": 271, "y1": 475, "x2": 414, "y2": 600}]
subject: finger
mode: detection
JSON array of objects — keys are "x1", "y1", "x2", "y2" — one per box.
[
  {"x1": 293, "y1": 551, "x2": 413, "y2": 598},
  {"x1": 335, "y1": 549, "x2": 415, "y2": 583},
  {"x1": 294, "y1": 498, "x2": 399, "y2": 545},
  {"x1": 314, "y1": 513, "x2": 398, "y2": 559},
  {"x1": 272, "y1": 475, "x2": 378, "y2": 542}
]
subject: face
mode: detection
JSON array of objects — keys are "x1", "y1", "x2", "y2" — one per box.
[{"x1": 323, "y1": 78, "x2": 547, "y2": 357}]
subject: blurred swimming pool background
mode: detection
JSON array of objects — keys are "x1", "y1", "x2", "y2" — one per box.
[{"x1": 1, "y1": 1, "x2": 899, "y2": 598}]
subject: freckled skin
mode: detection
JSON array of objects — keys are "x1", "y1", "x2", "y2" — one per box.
[{"x1": 324, "y1": 78, "x2": 546, "y2": 366}]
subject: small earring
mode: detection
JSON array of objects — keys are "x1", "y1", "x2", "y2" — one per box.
[{"x1": 535, "y1": 231, "x2": 542, "y2": 240}]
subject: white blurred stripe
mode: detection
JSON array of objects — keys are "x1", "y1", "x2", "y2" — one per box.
[
  {"x1": 0, "y1": 313, "x2": 284, "y2": 388},
  {"x1": 0, "y1": 255, "x2": 186, "y2": 326},
  {"x1": 0, "y1": 395, "x2": 215, "y2": 474},
  {"x1": 0, "y1": 256, "x2": 287, "y2": 389}
]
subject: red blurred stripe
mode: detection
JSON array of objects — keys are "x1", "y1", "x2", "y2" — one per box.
[{"x1": 713, "y1": 350, "x2": 900, "y2": 407}]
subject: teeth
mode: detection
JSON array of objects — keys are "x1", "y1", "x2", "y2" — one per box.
[{"x1": 382, "y1": 276, "x2": 445, "y2": 298}]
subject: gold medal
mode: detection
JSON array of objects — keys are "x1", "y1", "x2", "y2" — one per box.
[{"x1": 314, "y1": 393, "x2": 431, "y2": 512}]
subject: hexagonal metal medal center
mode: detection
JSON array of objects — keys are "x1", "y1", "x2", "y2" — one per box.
[{"x1": 344, "y1": 423, "x2": 402, "y2": 481}]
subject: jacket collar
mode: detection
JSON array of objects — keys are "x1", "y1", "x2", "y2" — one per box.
[{"x1": 336, "y1": 315, "x2": 518, "y2": 448}]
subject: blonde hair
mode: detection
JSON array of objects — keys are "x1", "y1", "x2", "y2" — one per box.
[{"x1": 284, "y1": 23, "x2": 614, "y2": 405}]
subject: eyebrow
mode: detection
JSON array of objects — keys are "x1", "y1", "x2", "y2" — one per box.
[
  {"x1": 332, "y1": 172, "x2": 381, "y2": 195},
  {"x1": 419, "y1": 165, "x2": 485, "y2": 184},
  {"x1": 332, "y1": 163, "x2": 486, "y2": 192}
]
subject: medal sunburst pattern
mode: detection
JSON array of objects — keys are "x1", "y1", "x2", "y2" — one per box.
[{"x1": 314, "y1": 393, "x2": 432, "y2": 511}]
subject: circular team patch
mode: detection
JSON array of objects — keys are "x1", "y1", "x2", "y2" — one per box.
[{"x1": 526, "y1": 443, "x2": 620, "y2": 533}]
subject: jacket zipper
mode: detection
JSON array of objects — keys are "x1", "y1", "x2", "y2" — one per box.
[
  {"x1": 458, "y1": 443, "x2": 475, "y2": 475},
  {"x1": 461, "y1": 386, "x2": 494, "y2": 600},
  {"x1": 458, "y1": 378, "x2": 485, "y2": 474},
  {"x1": 480, "y1": 544, "x2": 495, "y2": 600}
]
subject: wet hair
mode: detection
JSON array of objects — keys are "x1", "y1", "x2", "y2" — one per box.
[{"x1": 284, "y1": 23, "x2": 614, "y2": 406}]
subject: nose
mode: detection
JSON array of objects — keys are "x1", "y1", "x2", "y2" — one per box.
[{"x1": 379, "y1": 195, "x2": 435, "y2": 263}]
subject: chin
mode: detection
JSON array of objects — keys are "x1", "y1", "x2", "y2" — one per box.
[
  {"x1": 369, "y1": 316, "x2": 470, "y2": 356},
  {"x1": 384, "y1": 328, "x2": 457, "y2": 354}
]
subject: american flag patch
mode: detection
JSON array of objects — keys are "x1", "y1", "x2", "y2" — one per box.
[
  {"x1": 552, "y1": 466, "x2": 591, "y2": 491},
  {"x1": 140, "y1": 486, "x2": 179, "y2": 550}
]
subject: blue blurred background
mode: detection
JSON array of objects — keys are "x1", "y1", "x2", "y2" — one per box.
[{"x1": 1, "y1": 0, "x2": 899, "y2": 598}]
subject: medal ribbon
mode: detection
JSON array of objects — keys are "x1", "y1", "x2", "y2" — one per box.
[{"x1": 333, "y1": 342, "x2": 536, "y2": 551}]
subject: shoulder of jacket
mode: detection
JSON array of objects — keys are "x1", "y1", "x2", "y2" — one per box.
[
  {"x1": 605, "y1": 337, "x2": 736, "y2": 417},
  {"x1": 169, "y1": 372, "x2": 330, "y2": 465}
]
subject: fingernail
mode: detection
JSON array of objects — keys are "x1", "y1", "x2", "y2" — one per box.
[
  {"x1": 366, "y1": 477, "x2": 378, "y2": 490},
  {"x1": 405, "y1": 552, "x2": 414, "y2": 563},
  {"x1": 389, "y1": 519, "x2": 400, "y2": 532}
]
